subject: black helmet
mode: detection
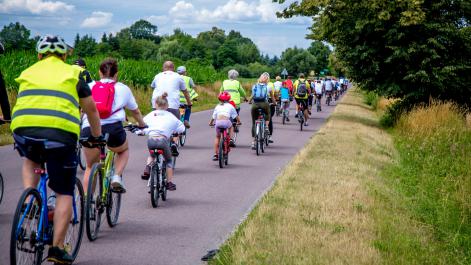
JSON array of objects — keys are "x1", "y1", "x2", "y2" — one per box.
[{"x1": 75, "y1": 58, "x2": 87, "y2": 68}]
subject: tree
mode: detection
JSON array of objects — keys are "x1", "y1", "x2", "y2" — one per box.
[
  {"x1": 278, "y1": 47, "x2": 317, "y2": 77},
  {"x1": 275, "y1": 0, "x2": 471, "y2": 107},
  {"x1": 0, "y1": 22, "x2": 34, "y2": 50},
  {"x1": 129, "y1": 20, "x2": 158, "y2": 41},
  {"x1": 308, "y1": 41, "x2": 331, "y2": 73},
  {"x1": 74, "y1": 34, "x2": 97, "y2": 57}
]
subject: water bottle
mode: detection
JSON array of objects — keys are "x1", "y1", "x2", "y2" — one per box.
[{"x1": 47, "y1": 193, "x2": 56, "y2": 222}]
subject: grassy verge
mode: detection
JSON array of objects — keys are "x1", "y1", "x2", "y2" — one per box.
[{"x1": 210, "y1": 89, "x2": 392, "y2": 264}]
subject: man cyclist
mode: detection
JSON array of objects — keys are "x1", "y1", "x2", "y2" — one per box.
[
  {"x1": 220, "y1": 69, "x2": 246, "y2": 146},
  {"x1": 177, "y1": 66, "x2": 198, "y2": 128},
  {"x1": 10, "y1": 35, "x2": 102, "y2": 264},
  {"x1": 73, "y1": 58, "x2": 93, "y2": 85},
  {"x1": 0, "y1": 41, "x2": 11, "y2": 123},
  {"x1": 293, "y1": 73, "x2": 311, "y2": 126},
  {"x1": 323, "y1": 77, "x2": 334, "y2": 103}
]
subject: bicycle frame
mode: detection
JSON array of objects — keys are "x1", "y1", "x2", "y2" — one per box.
[{"x1": 100, "y1": 148, "x2": 115, "y2": 202}]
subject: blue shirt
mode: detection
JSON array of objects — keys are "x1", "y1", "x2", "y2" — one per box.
[{"x1": 280, "y1": 86, "x2": 290, "y2": 100}]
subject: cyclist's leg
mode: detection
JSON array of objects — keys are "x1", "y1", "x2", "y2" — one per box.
[
  {"x1": 303, "y1": 100, "x2": 309, "y2": 123},
  {"x1": 45, "y1": 145, "x2": 77, "y2": 249},
  {"x1": 269, "y1": 103, "x2": 275, "y2": 135},
  {"x1": 263, "y1": 102, "x2": 270, "y2": 128},
  {"x1": 14, "y1": 139, "x2": 42, "y2": 188},
  {"x1": 105, "y1": 122, "x2": 129, "y2": 191},
  {"x1": 108, "y1": 139, "x2": 129, "y2": 177},
  {"x1": 184, "y1": 105, "x2": 191, "y2": 122},
  {"x1": 167, "y1": 108, "x2": 180, "y2": 143},
  {"x1": 80, "y1": 126, "x2": 100, "y2": 192}
]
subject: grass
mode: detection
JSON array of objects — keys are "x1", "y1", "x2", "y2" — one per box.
[{"x1": 210, "y1": 89, "x2": 392, "y2": 264}]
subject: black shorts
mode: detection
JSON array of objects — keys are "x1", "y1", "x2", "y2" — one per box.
[
  {"x1": 81, "y1": 121, "x2": 126, "y2": 148},
  {"x1": 14, "y1": 135, "x2": 77, "y2": 196},
  {"x1": 295, "y1": 98, "x2": 308, "y2": 109}
]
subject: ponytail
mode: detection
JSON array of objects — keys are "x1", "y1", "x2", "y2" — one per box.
[{"x1": 155, "y1": 92, "x2": 169, "y2": 110}]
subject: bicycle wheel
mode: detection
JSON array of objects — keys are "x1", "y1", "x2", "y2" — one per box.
[
  {"x1": 0, "y1": 172, "x2": 4, "y2": 204},
  {"x1": 259, "y1": 124, "x2": 265, "y2": 153},
  {"x1": 160, "y1": 166, "x2": 167, "y2": 201},
  {"x1": 10, "y1": 188, "x2": 43, "y2": 265},
  {"x1": 255, "y1": 135, "x2": 260, "y2": 156},
  {"x1": 282, "y1": 112, "x2": 286, "y2": 125},
  {"x1": 106, "y1": 186, "x2": 121, "y2": 227},
  {"x1": 64, "y1": 178, "x2": 84, "y2": 260},
  {"x1": 179, "y1": 128, "x2": 187, "y2": 147},
  {"x1": 77, "y1": 144, "x2": 86, "y2": 171},
  {"x1": 85, "y1": 163, "x2": 103, "y2": 241},
  {"x1": 218, "y1": 135, "x2": 225, "y2": 168},
  {"x1": 150, "y1": 164, "x2": 159, "y2": 208}
]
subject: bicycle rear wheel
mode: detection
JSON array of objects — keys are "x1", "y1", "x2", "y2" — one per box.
[
  {"x1": 259, "y1": 124, "x2": 265, "y2": 153},
  {"x1": 161, "y1": 166, "x2": 167, "y2": 201},
  {"x1": 179, "y1": 129, "x2": 187, "y2": 146},
  {"x1": 65, "y1": 178, "x2": 84, "y2": 260},
  {"x1": 85, "y1": 163, "x2": 103, "y2": 241},
  {"x1": 150, "y1": 164, "x2": 159, "y2": 208},
  {"x1": 10, "y1": 188, "x2": 43, "y2": 265},
  {"x1": 0, "y1": 172, "x2": 4, "y2": 204},
  {"x1": 106, "y1": 186, "x2": 121, "y2": 227},
  {"x1": 218, "y1": 135, "x2": 225, "y2": 168}
]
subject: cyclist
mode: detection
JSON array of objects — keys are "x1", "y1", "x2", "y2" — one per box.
[
  {"x1": 0, "y1": 41, "x2": 11, "y2": 123},
  {"x1": 209, "y1": 92, "x2": 241, "y2": 161},
  {"x1": 81, "y1": 58, "x2": 146, "y2": 194},
  {"x1": 307, "y1": 78, "x2": 314, "y2": 111},
  {"x1": 314, "y1": 79, "x2": 323, "y2": 110},
  {"x1": 73, "y1": 58, "x2": 94, "y2": 85},
  {"x1": 250, "y1": 72, "x2": 276, "y2": 149},
  {"x1": 274, "y1": 76, "x2": 282, "y2": 113},
  {"x1": 140, "y1": 92, "x2": 185, "y2": 191},
  {"x1": 324, "y1": 77, "x2": 334, "y2": 103},
  {"x1": 280, "y1": 81, "x2": 291, "y2": 121},
  {"x1": 10, "y1": 35, "x2": 102, "y2": 264},
  {"x1": 220, "y1": 69, "x2": 247, "y2": 115},
  {"x1": 285, "y1": 75, "x2": 294, "y2": 98},
  {"x1": 177, "y1": 66, "x2": 198, "y2": 128},
  {"x1": 293, "y1": 73, "x2": 311, "y2": 126},
  {"x1": 266, "y1": 76, "x2": 276, "y2": 141}
]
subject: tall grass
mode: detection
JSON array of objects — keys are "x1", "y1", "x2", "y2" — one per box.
[{"x1": 384, "y1": 101, "x2": 471, "y2": 263}]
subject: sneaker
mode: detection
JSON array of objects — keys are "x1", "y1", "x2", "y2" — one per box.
[
  {"x1": 141, "y1": 165, "x2": 150, "y2": 180},
  {"x1": 268, "y1": 139, "x2": 274, "y2": 143},
  {"x1": 47, "y1": 246, "x2": 73, "y2": 264},
  {"x1": 111, "y1": 175, "x2": 126, "y2": 193},
  {"x1": 234, "y1": 126, "x2": 239, "y2": 133},
  {"x1": 212, "y1": 154, "x2": 218, "y2": 161},
  {"x1": 184, "y1": 121, "x2": 190, "y2": 129},
  {"x1": 251, "y1": 143, "x2": 256, "y2": 150},
  {"x1": 294, "y1": 113, "x2": 299, "y2": 118},
  {"x1": 229, "y1": 139, "x2": 236, "y2": 147},
  {"x1": 171, "y1": 143, "x2": 179, "y2": 157},
  {"x1": 166, "y1": 181, "x2": 176, "y2": 191},
  {"x1": 304, "y1": 122, "x2": 309, "y2": 126},
  {"x1": 286, "y1": 117, "x2": 290, "y2": 122}
]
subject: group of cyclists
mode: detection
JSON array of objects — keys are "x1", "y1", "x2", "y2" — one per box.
[{"x1": 0, "y1": 35, "x2": 348, "y2": 264}]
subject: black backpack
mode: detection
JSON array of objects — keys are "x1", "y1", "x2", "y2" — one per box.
[{"x1": 296, "y1": 81, "x2": 307, "y2": 97}]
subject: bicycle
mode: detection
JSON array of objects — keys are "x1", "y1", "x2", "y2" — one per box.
[
  {"x1": 275, "y1": 100, "x2": 281, "y2": 117},
  {"x1": 316, "y1": 94, "x2": 322, "y2": 112},
  {"x1": 297, "y1": 102, "x2": 306, "y2": 131},
  {"x1": 231, "y1": 120, "x2": 239, "y2": 145},
  {"x1": 326, "y1": 91, "x2": 332, "y2": 106},
  {"x1": 281, "y1": 101, "x2": 289, "y2": 125},
  {"x1": 79, "y1": 134, "x2": 121, "y2": 242},
  {"x1": 10, "y1": 137, "x2": 84, "y2": 265},
  {"x1": 76, "y1": 143, "x2": 86, "y2": 171},
  {"x1": 254, "y1": 108, "x2": 267, "y2": 156},
  {"x1": 178, "y1": 105, "x2": 188, "y2": 147}
]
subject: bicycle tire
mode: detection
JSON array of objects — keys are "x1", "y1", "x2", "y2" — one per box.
[
  {"x1": 65, "y1": 178, "x2": 85, "y2": 260},
  {"x1": 10, "y1": 187, "x2": 42, "y2": 265},
  {"x1": 0, "y1": 172, "x2": 3, "y2": 204},
  {"x1": 179, "y1": 129, "x2": 187, "y2": 147},
  {"x1": 282, "y1": 113, "x2": 286, "y2": 125},
  {"x1": 106, "y1": 188, "x2": 121, "y2": 227},
  {"x1": 260, "y1": 124, "x2": 265, "y2": 153},
  {"x1": 150, "y1": 164, "x2": 159, "y2": 208},
  {"x1": 77, "y1": 145, "x2": 86, "y2": 171},
  {"x1": 161, "y1": 166, "x2": 167, "y2": 201},
  {"x1": 85, "y1": 163, "x2": 103, "y2": 241},
  {"x1": 218, "y1": 135, "x2": 225, "y2": 168},
  {"x1": 255, "y1": 135, "x2": 260, "y2": 156}
]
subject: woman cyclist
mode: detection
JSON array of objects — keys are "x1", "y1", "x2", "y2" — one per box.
[
  {"x1": 140, "y1": 92, "x2": 185, "y2": 191},
  {"x1": 250, "y1": 72, "x2": 276, "y2": 149},
  {"x1": 209, "y1": 92, "x2": 241, "y2": 161}
]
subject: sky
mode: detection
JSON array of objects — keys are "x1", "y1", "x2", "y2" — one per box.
[{"x1": 0, "y1": 0, "x2": 314, "y2": 56}]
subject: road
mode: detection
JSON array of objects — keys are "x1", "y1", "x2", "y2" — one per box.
[{"x1": 0, "y1": 99, "x2": 338, "y2": 265}]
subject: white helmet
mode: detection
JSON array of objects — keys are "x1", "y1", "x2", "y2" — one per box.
[{"x1": 36, "y1": 35, "x2": 68, "y2": 54}]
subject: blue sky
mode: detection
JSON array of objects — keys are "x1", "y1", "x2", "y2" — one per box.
[{"x1": 0, "y1": 0, "x2": 313, "y2": 56}]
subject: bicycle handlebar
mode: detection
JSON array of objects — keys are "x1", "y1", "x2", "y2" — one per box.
[
  {"x1": 79, "y1": 133, "x2": 109, "y2": 148},
  {"x1": 0, "y1": 119, "x2": 11, "y2": 125}
]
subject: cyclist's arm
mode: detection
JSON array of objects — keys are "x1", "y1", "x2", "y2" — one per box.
[
  {"x1": 0, "y1": 71, "x2": 11, "y2": 121},
  {"x1": 179, "y1": 78, "x2": 192, "y2": 106},
  {"x1": 80, "y1": 97, "x2": 101, "y2": 137},
  {"x1": 129, "y1": 108, "x2": 145, "y2": 127},
  {"x1": 238, "y1": 83, "x2": 246, "y2": 98}
]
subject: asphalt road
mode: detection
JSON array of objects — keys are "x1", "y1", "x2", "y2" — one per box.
[{"x1": 0, "y1": 98, "x2": 339, "y2": 265}]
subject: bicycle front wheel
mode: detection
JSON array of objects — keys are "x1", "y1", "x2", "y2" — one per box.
[
  {"x1": 106, "y1": 184, "x2": 121, "y2": 227},
  {"x1": 0, "y1": 172, "x2": 4, "y2": 204},
  {"x1": 10, "y1": 188, "x2": 43, "y2": 265},
  {"x1": 150, "y1": 164, "x2": 159, "y2": 208},
  {"x1": 65, "y1": 178, "x2": 84, "y2": 260},
  {"x1": 218, "y1": 135, "x2": 225, "y2": 168},
  {"x1": 77, "y1": 145, "x2": 86, "y2": 171},
  {"x1": 86, "y1": 163, "x2": 103, "y2": 241}
]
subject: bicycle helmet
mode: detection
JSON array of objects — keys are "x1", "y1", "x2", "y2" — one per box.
[
  {"x1": 36, "y1": 35, "x2": 68, "y2": 54},
  {"x1": 177, "y1": 66, "x2": 186, "y2": 74},
  {"x1": 75, "y1": 58, "x2": 87, "y2": 68},
  {"x1": 218, "y1": 91, "x2": 231, "y2": 102}
]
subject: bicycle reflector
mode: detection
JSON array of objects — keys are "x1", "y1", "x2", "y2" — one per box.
[{"x1": 149, "y1": 149, "x2": 164, "y2": 155}]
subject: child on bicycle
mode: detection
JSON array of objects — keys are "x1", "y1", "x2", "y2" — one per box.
[
  {"x1": 209, "y1": 92, "x2": 241, "y2": 161},
  {"x1": 280, "y1": 81, "x2": 291, "y2": 121},
  {"x1": 140, "y1": 92, "x2": 185, "y2": 191}
]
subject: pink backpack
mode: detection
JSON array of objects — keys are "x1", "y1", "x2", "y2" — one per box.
[{"x1": 92, "y1": 81, "x2": 116, "y2": 119}]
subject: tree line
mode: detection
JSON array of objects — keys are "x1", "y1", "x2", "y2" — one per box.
[{"x1": 0, "y1": 20, "x2": 336, "y2": 79}]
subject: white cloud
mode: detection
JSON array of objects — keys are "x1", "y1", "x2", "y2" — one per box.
[
  {"x1": 81, "y1": 11, "x2": 113, "y2": 28},
  {"x1": 0, "y1": 0, "x2": 74, "y2": 14}
]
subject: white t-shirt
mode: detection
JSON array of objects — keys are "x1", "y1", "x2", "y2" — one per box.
[
  {"x1": 274, "y1": 81, "x2": 282, "y2": 93},
  {"x1": 143, "y1": 110, "x2": 185, "y2": 138},
  {"x1": 314, "y1": 82, "x2": 323, "y2": 94},
  {"x1": 151, "y1": 71, "x2": 186, "y2": 109},
  {"x1": 212, "y1": 103, "x2": 238, "y2": 120},
  {"x1": 82, "y1": 79, "x2": 138, "y2": 128},
  {"x1": 324, "y1": 80, "x2": 334, "y2": 91}
]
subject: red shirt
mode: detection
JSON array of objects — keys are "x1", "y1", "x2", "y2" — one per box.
[{"x1": 285, "y1": 79, "x2": 294, "y2": 93}]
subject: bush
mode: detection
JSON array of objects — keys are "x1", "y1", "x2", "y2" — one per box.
[{"x1": 363, "y1": 91, "x2": 379, "y2": 108}]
